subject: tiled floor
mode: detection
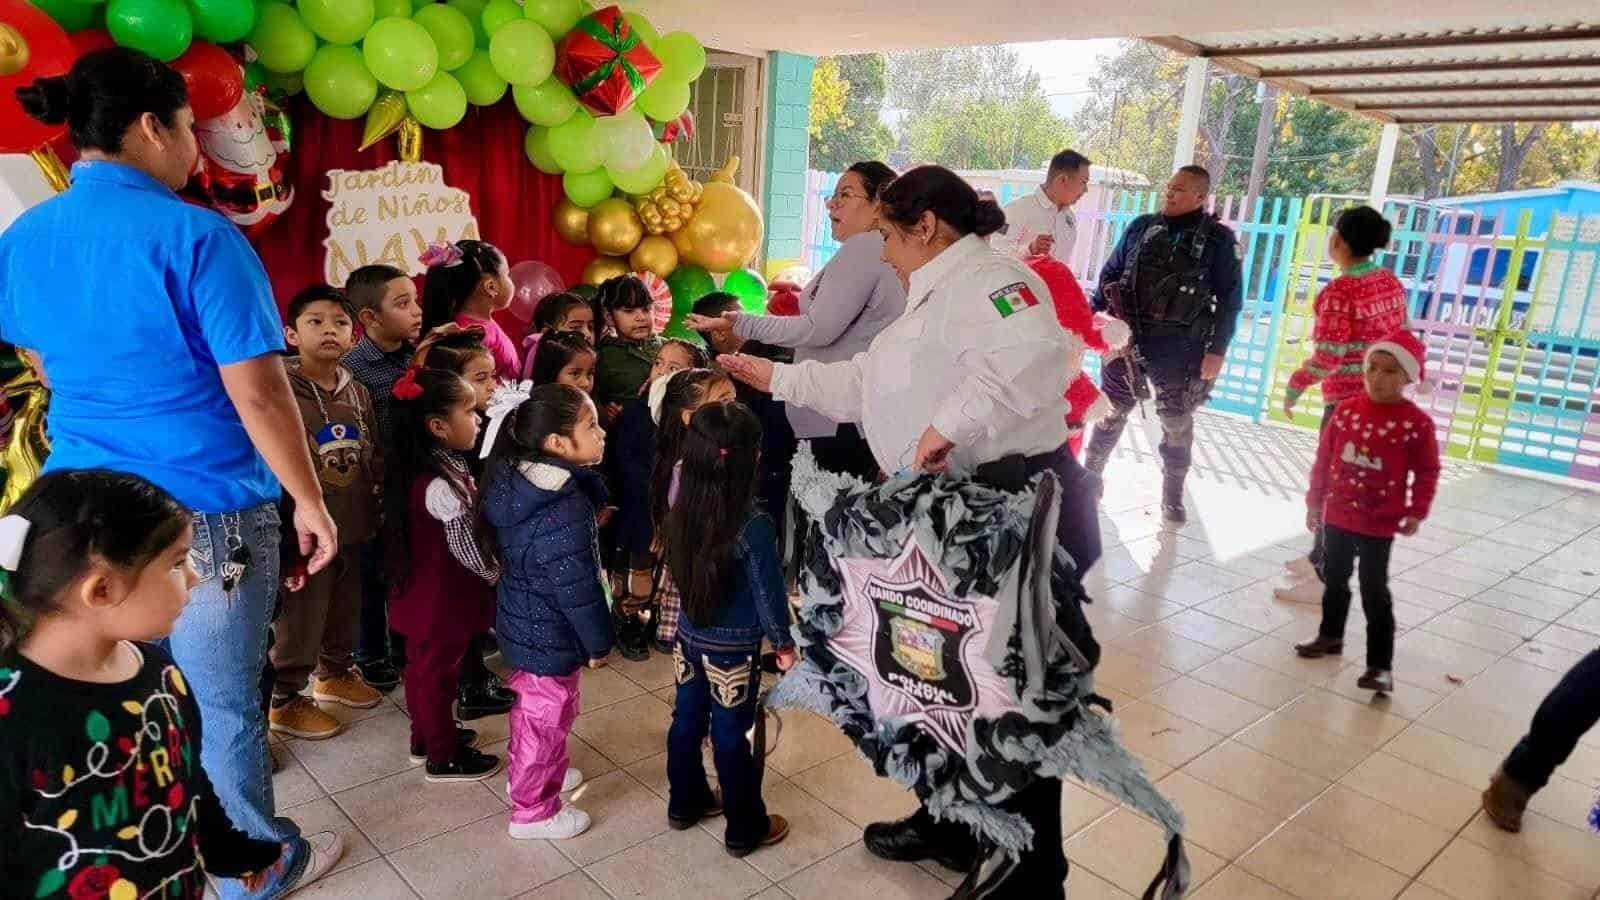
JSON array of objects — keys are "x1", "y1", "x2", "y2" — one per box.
[{"x1": 258, "y1": 413, "x2": 1600, "y2": 899}]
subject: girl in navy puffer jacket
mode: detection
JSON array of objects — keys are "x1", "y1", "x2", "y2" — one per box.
[{"x1": 481, "y1": 383, "x2": 614, "y2": 842}]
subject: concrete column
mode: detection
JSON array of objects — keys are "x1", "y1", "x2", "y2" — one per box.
[
  {"x1": 1173, "y1": 57, "x2": 1208, "y2": 170},
  {"x1": 761, "y1": 52, "x2": 816, "y2": 278},
  {"x1": 1369, "y1": 123, "x2": 1400, "y2": 208}
]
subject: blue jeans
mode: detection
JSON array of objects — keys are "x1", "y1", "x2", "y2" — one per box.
[
  {"x1": 166, "y1": 505, "x2": 308, "y2": 899},
  {"x1": 668, "y1": 641, "x2": 767, "y2": 849}
]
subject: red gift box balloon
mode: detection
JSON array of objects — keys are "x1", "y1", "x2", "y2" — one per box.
[
  {"x1": 555, "y1": 5, "x2": 661, "y2": 117},
  {"x1": 0, "y1": 0, "x2": 77, "y2": 155}
]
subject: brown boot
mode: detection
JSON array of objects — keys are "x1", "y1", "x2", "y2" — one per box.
[
  {"x1": 726, "y1": 814, "x2": 789, "y2": 857},
  {"x1": 1482, "y1": 768, "x2": 1531, "y2": 833}
]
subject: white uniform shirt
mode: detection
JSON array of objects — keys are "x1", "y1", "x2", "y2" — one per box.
[
  {"x1": 771, "y1": 234, "x2": 1077, "y2": 474},
  {"x1": 992, "y1": 187, "x2": 1077, "y2": 264}
]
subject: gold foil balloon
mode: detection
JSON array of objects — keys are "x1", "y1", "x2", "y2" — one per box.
[
  {"x1": 632, "y1": 162, "x2": 700, "y2": 235},
  {"x1": 0, "y1": 23, "x2": 29, "y2": 78},
  {"x1": 670, "y1": 226, "x2": 695, "y2": 259},
  {"x1": 586, "y1": 197, "x2": 644, "y2": 256},
  {"x1": 582, "y1": 255, "x2": 631, "y2": 285},
  {"x1": 552, "y1": 198, "x2": 590, "y2": 245},
  {"x1": 680, "y1": 164, "x2": 764, "y2": 272},
  {"x1": 0, "y1": 365, "x2": 49, "y2": 512},
  {"x1": 629, "y1": 235, "x2": 678, "y2": 279},
  {"x1": 359, "y1": 90, "x2": 410, "y2": 151}
]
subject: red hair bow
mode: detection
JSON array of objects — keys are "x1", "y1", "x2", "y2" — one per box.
[{"x1": 392, "y1": 367, "x2": 424, "y2": 401}]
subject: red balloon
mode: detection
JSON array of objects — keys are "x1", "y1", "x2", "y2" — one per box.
[
  {"x1": 0, "y1": 0, "x2": 77, "y2": 154},
  {"x1": 68, "y1": 28, "x2": 117, "y2": 58},
  {"x1": 506, "y1": 261, "x2": 566, "y2": 325},
  {"x1": 172, "y1": 41, "x2": 244, "y2": 121}
]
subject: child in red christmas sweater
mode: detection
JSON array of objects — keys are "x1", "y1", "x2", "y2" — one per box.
[{"x1": 1294, "y1": 329, "x2": 1441, "y2": 694}]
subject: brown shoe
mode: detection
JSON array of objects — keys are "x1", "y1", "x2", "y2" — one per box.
[
  {"x1": 269, "y1": 696, "x2": 342, "y2": 740},
  {"x1": 727, "y1": 814, "x2": 789, "y2": 857},
  {"x1": 1482, "y1": 768, "x2": 1531, "y2": 833},
  {"x1": 669, "y1": 789, "x2": 723, "y2": 830},
  {"x1": 313, "y1": 670, "x2": 383, "y2": 709}
]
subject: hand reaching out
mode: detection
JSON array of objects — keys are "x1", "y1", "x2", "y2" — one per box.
[
  {"x1": 717, "y1": 353, "x2": 775, "y2": 392},
  {"x1": 1396, "y1": 516, "x2": 1421, "y2": 536}
]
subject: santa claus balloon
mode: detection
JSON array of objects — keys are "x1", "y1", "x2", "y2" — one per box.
[
  {"x1": 185, "y1": 67, "x2": 294, "y2": 237},
  {"x1": 1026, "y1": 255, "x2": 1130, "y2": 456}
]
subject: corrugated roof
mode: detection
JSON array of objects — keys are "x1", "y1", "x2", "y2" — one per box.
[{"x1": 1150, "y1": 20, "x2": 1600, "y2": 124}]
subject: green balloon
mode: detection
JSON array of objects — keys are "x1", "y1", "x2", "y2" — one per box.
[
  {"x1": 635, "y1": 79, "x2": 690, "y2": 122},
  {"x1": 304, "y1": 45, "x2": 378, "y2": 119},
  {"x1": 623, "y1": 11, "x2": 658, "y2": 47},
  {"x1": 523, "y1": 125, "x2": 561, "y2": 174},
  {"x1": 655, "y1": 31, "x2": 706, "y2": 83},
  {"x1": 298, "y1": 0, "x2": 373, "y2": 45},
  {"x1": 480, "y1": 0, "x2": 519, "y2": 38},
  {"x1": 722, "y1": 268, "x2": 768, "y2": 313},
  {"x1": 511, "y1": 77, "x2": 576, "y2": 126},
  {"x1": 523, "y1": 0, "x2": 581, "y2": 38},
  {"x1": 30, "y1": 0, "x2": 98, "y2": 31},
  {"x1": 454, "y1": 49, "x2": 507, "y2": 106},
  {"x1": 563, "y1": 168, "x2": 613, "y2": 208},
  {"x1": 546, "y1": 107, "x2": 601, "y2": 173},
  {"x1": 488, "y1": 18, "x2": 554, "y2": 87},
  {"x1": 189, "y1": 0, "x2": 255, "y2": 43},
  {"x1": 412, "y1": 3, "x2": 473, "y2": 71},
  {"x1": 607, "y1": 144, "x2": 669, "y2": 195},
  {"x1": 447, "y1": 0, "x2": 488, "y2": 47},
  {"x1": 666, "y1": 264, "x2": 716, "y2": 315},
  {"x1": 250, "y1": 3, "x2": 316, "y2": 73},
  {"x1": 107, "y1": 0, "x2": 192, "y2": 61},
  {"x1": 570, "y1": 283, "x2": 597, "y2": 300},
  {"x1": 373, "y1": 0, "x2": 411, "y2": 17},
  {"x1": 363, "y1": 17, "x2": 438, "y2": 91},
  {"x1": 407, "y1": 70, "x2": 467, "y2": 129}
]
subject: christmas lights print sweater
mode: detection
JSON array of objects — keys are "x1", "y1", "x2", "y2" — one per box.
[
  {"x1": 1308, "y1": 395, "x2": 1442, "y2": 538},
  {"x1": 0, "y1": 642, "x2": 280, "y2": 899}
]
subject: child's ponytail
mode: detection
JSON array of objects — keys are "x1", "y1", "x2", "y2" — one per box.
[
  {"x1": 0, "y1": 470, "x2": 190, "y2": 653},
  {"x1": 383, "y1": 366, "x2": 476, "y2": 585},
  {"x1": 420, "y1": 240, "x2": 505, "y2": 334}
]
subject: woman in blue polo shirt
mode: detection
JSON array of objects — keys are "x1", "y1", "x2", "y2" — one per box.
[{"x1": 0, "y1": 48, "x2": 342, "y2": 898}]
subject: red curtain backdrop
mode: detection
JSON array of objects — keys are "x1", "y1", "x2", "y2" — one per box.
[{"x1": 253, "y1": 96, "x2": 595, "y2": 320}]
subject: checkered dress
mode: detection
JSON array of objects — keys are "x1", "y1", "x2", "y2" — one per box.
[{"x1": 654, "y1": 567, "x2": 682, "y2": 644}]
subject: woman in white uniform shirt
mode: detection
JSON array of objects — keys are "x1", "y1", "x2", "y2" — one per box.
[
  {"x1": 721, "y1": 165, "x2": 1101, "y2": 900},
  {"x1": 688, "y1": 161, "x2": 905, "y2": 481}
]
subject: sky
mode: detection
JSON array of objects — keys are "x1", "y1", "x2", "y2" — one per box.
[{"x1": 1009, "y1": 39, "x2": 1127, "y2": 118}]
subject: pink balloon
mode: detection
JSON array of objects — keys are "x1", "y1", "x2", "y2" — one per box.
[{"x1": 507, "y1": 260, "x2": 566, "y2": 325}]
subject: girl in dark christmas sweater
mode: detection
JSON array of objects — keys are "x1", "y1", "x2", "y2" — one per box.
[
  {"x1": 0, "y1": 471, "x2": 288, "y2": 900},
  {"x1": 1295, "y1": 329, "x2": 1441, "y2": 694}
]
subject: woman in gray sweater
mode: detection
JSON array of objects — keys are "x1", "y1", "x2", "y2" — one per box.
[{"x1": 688, "y1": 161, "x2": 905, "y2": 480}]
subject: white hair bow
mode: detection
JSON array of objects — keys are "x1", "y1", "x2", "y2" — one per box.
[
  {"x1": 0, "y1": 514, "x2": 31, "y2": 572},
  {"x1": 481, "y1": 380, "x2": 533, "y2": 459},
  {"x1": 647, "y1": 372, "x2": 676, "y2": 425}
]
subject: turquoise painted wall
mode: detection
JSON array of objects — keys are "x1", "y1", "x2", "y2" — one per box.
[{"x1": 761, "y1": 52, "x2": 815, "y2": 275}]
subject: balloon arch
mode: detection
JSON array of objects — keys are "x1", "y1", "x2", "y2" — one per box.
[{"x1": 1, "y1": 0, "x2": 771, "y2": 339}]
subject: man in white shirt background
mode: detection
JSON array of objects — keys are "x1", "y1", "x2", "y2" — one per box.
[{"x1": 993, "y1": 150, "x2": 1093, "y2": 264}]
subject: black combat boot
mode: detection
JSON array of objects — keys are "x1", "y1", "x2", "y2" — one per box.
[{"x1": 1161, "y1": 470, "x2": 1187, "y2": 524}]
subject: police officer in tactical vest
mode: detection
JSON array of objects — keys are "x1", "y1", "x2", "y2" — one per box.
[{"x1": 1085, "y1": 165, "x2": 1242, "y2": 523}]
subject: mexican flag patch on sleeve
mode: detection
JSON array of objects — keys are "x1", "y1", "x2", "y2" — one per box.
[{"x1": 989, "y1": 282, "x2": 1041, "y2": 318}]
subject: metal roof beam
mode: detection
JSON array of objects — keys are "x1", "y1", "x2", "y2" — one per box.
[
  {"x1": 1197, "y1": 26, "x2": 1600, "y2": 58},
  {"x1": 1311, "y1": 78, "x2": 1600, "y2": 95},
  {"x1": 1391, "y1": 113, "x2": 1600, "y2": 123},
  {"x1": 1258, "y1": 57, "x2": 1600, "y2": 78},
  {"x1": 1356, "y1": 97, "x2": 1600, "y2": 111}
]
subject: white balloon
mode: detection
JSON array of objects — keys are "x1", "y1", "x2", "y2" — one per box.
[{"x1": 602, "y1": 110, "x2": 655, "y2": 171}]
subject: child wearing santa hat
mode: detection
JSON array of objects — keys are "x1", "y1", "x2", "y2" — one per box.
[{"x1": 1293, "y1": 328, "x2": 1441, "y2": 694}]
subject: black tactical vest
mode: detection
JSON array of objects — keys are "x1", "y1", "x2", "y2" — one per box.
[{"x1": 1118, "y1": 215, "x2": 1218, "y2": 330}]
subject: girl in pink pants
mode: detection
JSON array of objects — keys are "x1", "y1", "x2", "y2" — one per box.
[{"x1": 481, "y1": 384, "x2": 616, "y2": 840}]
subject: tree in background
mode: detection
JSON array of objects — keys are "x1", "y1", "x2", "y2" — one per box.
[
  {"x1": 1073, "y1": 40, "x2": 1600, "y2": 201},
  {"x1": 884, "y1": 46, "x2": 1076, "y2": 171},
  {"x1": 808, "y1": 55, "x2": 894, "y2": 173}
]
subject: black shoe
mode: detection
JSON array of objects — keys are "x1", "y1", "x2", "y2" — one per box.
[
  {"x1": 456, "y1": 681, "x2": 514, "y2": 720},
  {"x1": 760, "y1": 651, "x2": 781, "y2": 675},
  {"x1": 863, "y1": 812, "x2": 979, "y2": 873},
  {"x1": 1161, "y1": 472, "x2": 1187, "y2": 524},
  {"x1": 424, "y1": 747, "x2": 502, "y2": 783},
  {"x1": 356, "y1": 659, "x2": 401, "y2": 692},
  {"x1": 410, "y1": 725, "x2": 480, "y2": 764},
  {"x1": 1294, "y1": 635, "x2": 1344, "y2": 658},
  {"x1": 652, "y1": 637, "x2": 674, "y2": 655},
  {"x1": 615, "y1": 615, "x2": 650, "y2": 661},
  {"x1": 1356, "y1": 668, "x2": 1394, "y2": 693}
]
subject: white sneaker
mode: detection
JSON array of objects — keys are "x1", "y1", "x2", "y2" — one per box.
[
  {"x1": 1272, "y1": 578, "x2": 1323, "y2": 604},
  {"x1": 281, "y1": 831, "x2": 345, "y2": 896},
  {"x1": 561, "y1": 768, "x2": 585, "y2": 793},
  {"x1": 1284, "y1": 557, "x2": 1318, "y2": 579},
  {"x1": 508, "y1": 805, "x2": 592, "y2": 840}
]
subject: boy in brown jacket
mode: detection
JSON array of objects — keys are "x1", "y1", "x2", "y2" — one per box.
[{"x1": 269, "y1": 286, "x2": 385, "y2": 740}]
